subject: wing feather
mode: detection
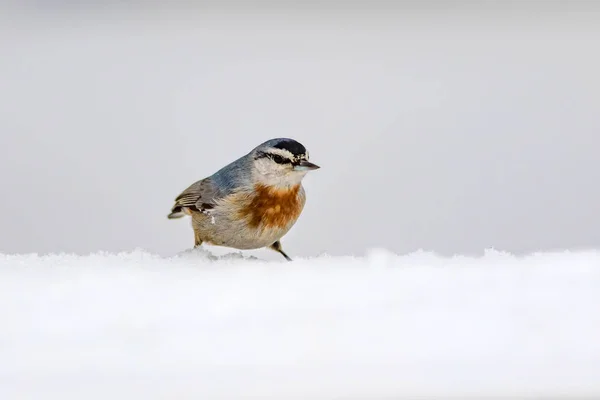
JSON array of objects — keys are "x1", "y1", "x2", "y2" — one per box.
[{"x1": 167, "y1": 178, "x2": 225, "y2": 219}]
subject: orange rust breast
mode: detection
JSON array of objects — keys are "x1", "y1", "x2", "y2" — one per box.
[{"x1": 241, "y1": 184, "x2": 304, "y2": 229}]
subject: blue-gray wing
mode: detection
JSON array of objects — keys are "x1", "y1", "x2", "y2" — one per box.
[
  {"x1": 167, "y1": 177, "x2": 228, "y2": 219},
  {"x1": 168, "y1": 155, "x2": 251, "y2": 219}
]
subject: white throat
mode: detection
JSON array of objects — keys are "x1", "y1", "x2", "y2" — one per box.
[{"x1": 253, "y1": 158, "x2": 307, "y2": 188}]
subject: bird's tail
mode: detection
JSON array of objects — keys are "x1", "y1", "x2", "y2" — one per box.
[{"x1": 167, "y1": 206, "x2": 185, "y2": 219}]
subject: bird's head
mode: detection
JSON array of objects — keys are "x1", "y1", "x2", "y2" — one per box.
[{"x1": 251, "y1": 138, "x2": 320, "y2": 188}]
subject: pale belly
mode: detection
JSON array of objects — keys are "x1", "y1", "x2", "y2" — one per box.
[
  {"x1": 192, "y1": 212, "x2": 300, "y2": 249},
  {"x1": 189, "y1": 184, "x2": 307, "y2": 250},
  {"x1": 190, "y1": 199, "x2": 305, "y2": 250}
]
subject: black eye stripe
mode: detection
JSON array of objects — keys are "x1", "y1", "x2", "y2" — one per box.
[
  {"x1": 271, "y1": 154, "x2": 289, "y2": 164},
  {"x1": 254, "y1": 151, "x2": 292, "y2": 164}
]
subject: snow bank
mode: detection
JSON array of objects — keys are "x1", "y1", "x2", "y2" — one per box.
[{"x1": 1, "y1": 248, "x2": 599, "y2": 399}]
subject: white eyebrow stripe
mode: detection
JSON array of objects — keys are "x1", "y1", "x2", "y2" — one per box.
[{"x1": 267, "y1": 148, "x2": 295, "y2": 160}]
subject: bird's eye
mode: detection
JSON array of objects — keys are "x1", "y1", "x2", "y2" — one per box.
[{"x1": 270, "y1": 154, "x2": 288, "y2": 164}]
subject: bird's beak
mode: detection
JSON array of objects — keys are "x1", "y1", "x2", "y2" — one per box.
[{"x1": 294, "y1": 160, "x2": 320, "y2": 171}]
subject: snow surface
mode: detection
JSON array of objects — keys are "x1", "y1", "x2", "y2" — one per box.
[{"x1": 1, "y1": 248, "x2": 600, "y2": 399}]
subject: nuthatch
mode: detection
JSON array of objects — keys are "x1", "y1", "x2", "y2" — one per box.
[{"x1": 168, "y1": 138, "x2": 320, "y2": 261}]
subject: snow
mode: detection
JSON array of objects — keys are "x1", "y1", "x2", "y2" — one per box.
[{"x1": 1, "y1": 248, "x2": 600, "y2": 399}]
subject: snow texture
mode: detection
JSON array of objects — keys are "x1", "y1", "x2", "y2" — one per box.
[{"x1": 1, "y1": 248, "x2": 600, "y2": 399}]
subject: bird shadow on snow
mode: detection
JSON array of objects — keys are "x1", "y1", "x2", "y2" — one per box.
[{"x1": 173, "y1": 246, "x2": 262, "y2": 263}]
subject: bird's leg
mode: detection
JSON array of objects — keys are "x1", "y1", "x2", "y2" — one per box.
[
  {"x1": 270, "y1": 241, "x2": 292, "y2": 261},
  {"x1": 194, "y1": 230, "x2": 203, "y2": 248}
]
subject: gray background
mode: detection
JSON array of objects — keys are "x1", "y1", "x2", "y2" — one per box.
[{"x1": 1, "y1": 1, "x2": 599, "y2": 259}]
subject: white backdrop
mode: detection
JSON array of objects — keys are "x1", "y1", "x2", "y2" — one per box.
[{"x1": 1, "y1": 2, "x2": 599, "y2": 259}]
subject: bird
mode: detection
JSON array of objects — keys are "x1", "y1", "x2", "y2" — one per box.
[{"x1": 167, "y1": 138, "x2": 320, "y2": 261}]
